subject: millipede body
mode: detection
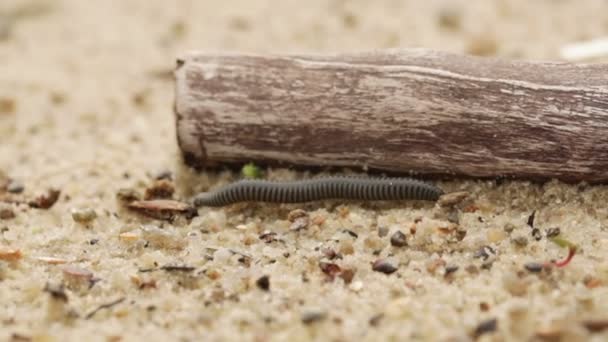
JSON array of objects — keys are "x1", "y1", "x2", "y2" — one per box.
[{"x1": 193, "y1": 177, "x2": 443, "y2": 207}]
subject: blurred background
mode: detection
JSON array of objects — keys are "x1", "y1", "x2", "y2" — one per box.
[{"x1": 2, "y1": 0, "x2": 608, "y2": 197}]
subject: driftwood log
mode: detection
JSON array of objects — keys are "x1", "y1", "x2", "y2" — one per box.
[{"x1": 174, "y1": 49, "x2": 608, "y2": 182}]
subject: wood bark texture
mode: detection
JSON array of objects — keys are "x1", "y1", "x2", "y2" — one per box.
[{"x1": 174, "y1": 48, "x2": 608, "y2": 182}]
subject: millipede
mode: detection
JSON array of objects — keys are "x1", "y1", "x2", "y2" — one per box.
[{"x1": 192, "y1": 177, "x2": 443, "y2": 207}]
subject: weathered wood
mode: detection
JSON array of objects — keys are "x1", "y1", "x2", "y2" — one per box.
[{"x1": 174, "y1": 48, "x2": 608, "y2": 182}]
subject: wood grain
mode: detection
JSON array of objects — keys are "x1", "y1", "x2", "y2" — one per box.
[{"x1": 174, "y1": 48, "x2": 608, "y2": 182}]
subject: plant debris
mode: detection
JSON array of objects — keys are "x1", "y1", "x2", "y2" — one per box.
[
  {"x1": 141, "y1": 225, "x2": 187, "y2": 249},
  {"x1": 241, "y1": 162, "x2": 263, "y2": 179},
  {"x1": 0, "y1": 248, "x2": 22, "y2": 261},
  {"x1": 160, "y1": 264, "x2": 195, "y2": 272},
  {"x1": 256, "y1": 275, "x2": 270, "y2": 291},
  {"x1": 390, "y1": 230, "x2": 407, "y2": 247},
  {"x1": 372, "y1": 259, "x2": 397, "y2": 274},
  {"x1": 473, "y1": 318, "x2": 498, "y2": 339},
  {"x1": 29, "y1": 189, "x2": 60, "y2": 209},
  {"x1": 127, "y1": 199, "x2": 196, "y2": 220},
  {"x1": 550, "y1": 237, "x2": 577, "y2": 267},
  {"x1": 36, "y1": 256, "x2": 68, "y2": 264},
  {"x1": 85, "y1": 297, "x2": 126, "y2": 319}
]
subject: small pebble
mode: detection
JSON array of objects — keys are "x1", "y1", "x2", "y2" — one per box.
[
  {"x1": 390, "y1": 231, "x2": 407, "y2": 247},
  {"x1": 466, "y1": 34, "x2": 498, "y2": 56},
  {"x1": 583, "y1": 319, "x2": 608, "y2": 333},
  {"x1": 0, "y1": 97, "x2": 16, "y2": 114},
  {"x1": 290, "y1": 217, "x2": 309, "y2": 231},
  {"x1": 531, "y1": 228, "x2": 542, "y2": 241},
  {"x1": 372, "y1": 259, "x2": 397, "y2": 274},
  {"x1": 377, "y1": 226, "x2": 388, "y2": 237},
  {"x1": 527, "y1": 211, "x2": 536, "y2": 228},
  {"x1": 0, "y1": 207, "x2": 15, "y2": 220},
  {"x1": 301, "y1": 310, "x2": 327, "y2": 324},
  {"x1": 256, "y1": 275, "x2": 270, "y2": 291},
  {"x1": 213, "y1": 248, "x2": 233, "y2": 263},
  {"x1": 486, "y1": 228, "x2": 507, "y2": 243},
  {"x1": 546, "y1": 227, "x2": 561, "y2": 238},
  {"x1": 116, "y1": 188, "x2": 140, "y2": 203},
  {"x1": 29, "y1": 189, "x2": 60, "y2": 209},
  {"x1": 287, "y1": 209, "x2": 308, "y2": 222},
  {"x1": 524, "y1": 262, "x2": 544, "y2": 273},
  {"x1": 349, "y1": 281, "x2": 363, "y2": 292},
  {"x1": 437, "y1": 7, "x2": 462, "y2": 31},
  {"x1": 473, "y1": 318, "x2": 498, "y2": 338},
  {"x1": 140, "y1": 225, "x2": 186, "y2": 249},
  {"x1": 503, "y1": 223, "x2": 516, "y2": 233},
  {"x1": 6, "y1": 180, "x2": 24, "y2": 194},
  {"x1": 144, "y1": 179, "x2": 175, "y2": 200},
  {"x1": 154, "y1": 170, "x2": 173, "y2": 180},
  {"x1": 445, "y1": 265, "x2": 459, "y2": 275},
  {"x1": 71, "y1": 208, "x2": 97, "y2": 223},
  {"x1": 0, "y1": 248, "x2": 22, "y2": 261},
  {"x1": 511, "y1": 236, "x2": 528, "y2": 247}
]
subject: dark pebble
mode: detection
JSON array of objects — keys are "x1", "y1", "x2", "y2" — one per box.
[
  {"x1": 256, "y1": 275, "x2": 270, "y2": 291},
  {"x1": 473, "y1": 318, "x2": 498, "y2": 338},
  {"x1": 524, "y1": 262, "x2": 544, "y2": 273},
  {"x1": 531, "y1": 228, "x2": 542, "y2": 241},
  {"x1": 390, "y1": 231, "x2": 407, "y2": 247},
  {"x1": 445, "y1": 265, "x2": 459, "y2": 275},
  {"x1": 301, "y1": 310, "x2": 327, "y2": 324},
  {"x1": 6, "y1": 180, "x2": 24, "y2": 194},
  {"x1": 372, "y1": 259, "x2": 398, "y2": 274}
]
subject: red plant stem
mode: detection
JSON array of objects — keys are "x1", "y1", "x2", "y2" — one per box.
[{"x1": 554, "y1": 247, "x2": 576, "y2": 267}]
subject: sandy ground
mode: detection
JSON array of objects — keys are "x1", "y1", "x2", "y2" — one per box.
[{"x1": 2, "y1": 0, "x2": 608, "y2": 341}]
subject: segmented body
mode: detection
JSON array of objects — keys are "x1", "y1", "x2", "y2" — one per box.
[{"x1": 193, "y1": 177, "x2": 443, "y2": 206}]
